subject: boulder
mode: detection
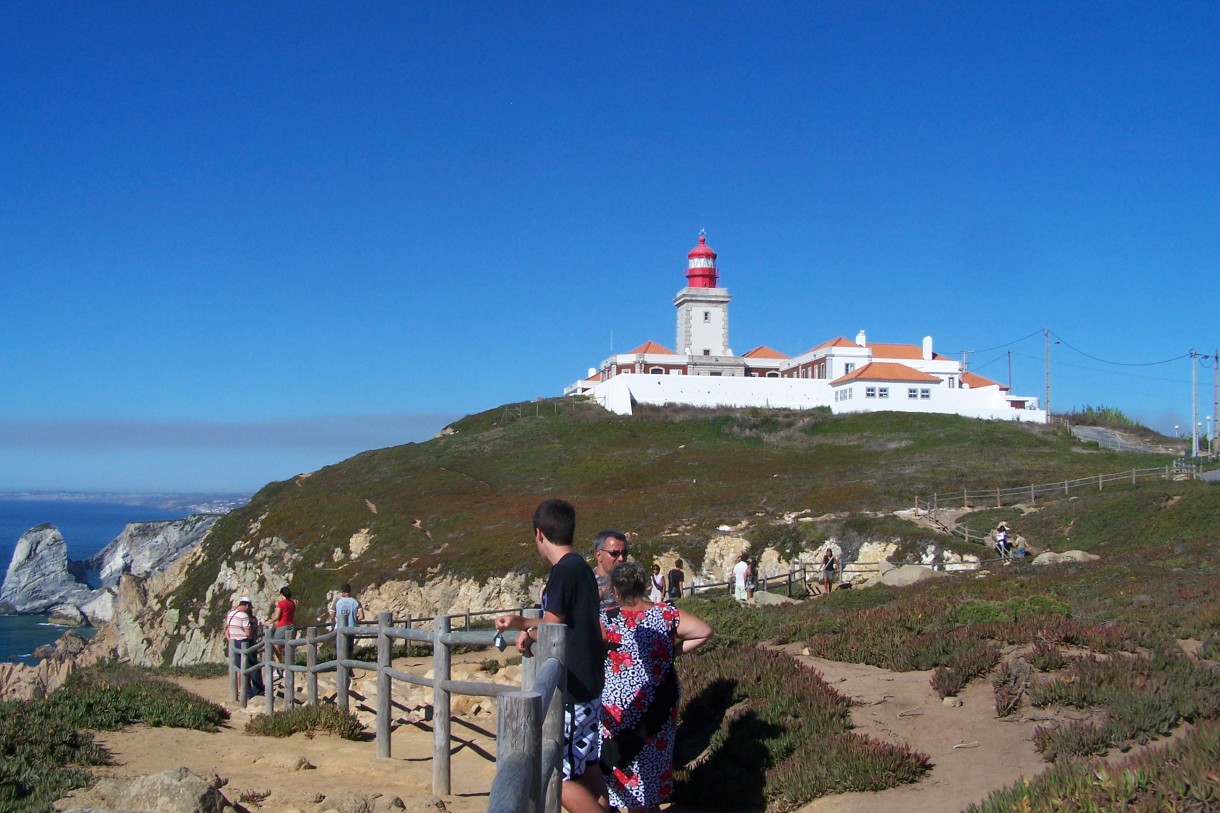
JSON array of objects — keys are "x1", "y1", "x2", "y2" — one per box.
[
  {"x1": 53, "y1": 766, "x2": 234, "y2": 813},
  {"x1": 1032, "y1": 550, "x2": 1100, "y2": 566},
  {"x1": 48, "y1": 603, "x2": 87, "y2": 627},
  {"x1": 880, "y1": 565, "x2": 947, "y2": 587}
]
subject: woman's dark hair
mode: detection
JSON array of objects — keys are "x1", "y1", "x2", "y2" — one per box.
[
  {"x1": 611, "y1": 561, "x2": 649, "y2": 603},
  {"x1": 280, "y1": 587, "x2": 292, "y2": 599},
  {"x1": 651, "y1": 563, "x2": 660, "y2": 573}
]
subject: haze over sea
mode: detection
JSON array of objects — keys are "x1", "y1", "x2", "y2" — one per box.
[{"x1": 0, "y1": 494, "x2": 245, "y2": 665}]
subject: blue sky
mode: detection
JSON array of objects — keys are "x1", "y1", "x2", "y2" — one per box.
[{"x1": 2, "y1": 3, "x2": 1217, "y2": 493}]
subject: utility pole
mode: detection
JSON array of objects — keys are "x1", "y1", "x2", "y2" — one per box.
[
  {"x1": 962, "y1": 350, "x2": 971, "y2": 372},
  {"x1": 1044, "y1": 328, "x2": 1051, "y2": 421},
  {"x1": 1191, "y1": 349, "x2": 1198, "y2": 458},
  {"x1": 1007, "y1": 350, "x2": 1012, "y2": 391},
  {"x1": 1213, "y1": 349, "x2": 1219, "y2": 457}
]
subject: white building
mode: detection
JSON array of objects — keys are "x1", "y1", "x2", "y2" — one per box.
[{"x1": 566, "y1": 234, "x2": 1045, "y2": 423}]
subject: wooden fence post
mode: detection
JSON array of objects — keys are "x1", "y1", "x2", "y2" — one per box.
[
  {"x1": 337, "y1": 622, "x2": 350, "y2": 712},
  {"x1": 377, "y1": 612, "x2": 392, "y2": 759},
  {"x1": 306, "y1": 626, "x2": 318, "y2": 706},
  {"x1": 963, "y1": 488, "x2": 968, "y2": 508},
  {"x1": 404, "y1": 613, "x2": 413, "y2": 658},
  {"x1": 284, "y1": 625, "x2": 296, "y2": 707},
  {"x1": 520, "y1": 608, "x2": 543, "y2": 690},
  {"x1": 1132, "y1": 468, "x2": 1137, "y2": 485},
  {"x1": 536, "y1": 623, "x2": 567, "y2": 813},
  {"x1": 1098, "y1": 473, "x2": 1103, "y2": 491},
  {"x1": 263, "y1": 634, "x2": 275, "y2": 711},
  {"x1": 433, "y1": 614, "x2": 452, "y2": 796},
  {"x1": 228, "y1": 639, "x2": 238, "y2": 702},
  {"x1": 1031, "y1": 484, "x2": 1036, "y2": 504},
  {"x1": 238, "y1": 640, "x2": 249, "y2": 708},
  {"x1": 498, "y1": 690, "x2": 542, "y2": 813},
  {"x1": 996, "y1": 487, "x2": 1000, "y2": 507}
]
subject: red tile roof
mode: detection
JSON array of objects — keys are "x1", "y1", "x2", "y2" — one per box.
[
  {"x1": 627, "y1": 340, "x2": 676, "y2": 355},
  {"x1": 742, "y1": 345, "x2": 790, "y2": 359},
  {"x1": 813, "y1": 336, "x2": 859, "y2": 351},
  {"x1": 867, "y1": 342, "x2": 925, "y2": 360},
  {"x1": 830, "y1": 362, "x2": 942, "y2": 385},
  {"x1": 962, "y1": 371, "x2": 1008, "y2": 390}
]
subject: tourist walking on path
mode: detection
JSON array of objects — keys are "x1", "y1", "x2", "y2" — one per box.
[
  {"x1": 593, "y1": 530, "x2": 629, "y2": 610},
  {"x1": 733, "y1": 554, "x2": 750, "y2": 602},
  {"x1": 224, "y1": 596, "x2": 264, "y2": 696},
  {"x1": 648, "y1": 563, "x2": 666, "y2": 603},
  {"x1": 666, "y1": 560, "x2": 685, "y2": 600},
  {"x1": 599, "y1": 560, "x2": 712, "y2": 813},
  {"x1": 329, "y1": 583, "x2": 364, "y2": 627},
  {"x1": 496, "y1": 499, "x2": 610, "y2": 813},
  {"x1": 820, "y1": 546, "x2": 838, "y2": 595}
]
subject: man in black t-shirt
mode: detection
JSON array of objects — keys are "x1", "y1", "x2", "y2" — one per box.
[
  {"x1": 667, "y1": 558, "x2": 686, "y2": 600},
  {"x1": 496, "y1": 499, "x2": 609, "y2": 813}
]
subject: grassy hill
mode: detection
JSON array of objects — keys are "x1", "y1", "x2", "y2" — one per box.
[{"x1": 167, "y1": 399, "x2": 1177, "y2": 624}]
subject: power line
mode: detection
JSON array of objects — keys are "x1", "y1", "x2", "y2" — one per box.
[
  {"x1": 955, "y1": 328, "x2": 1043, "y2": 356},
  {"x1": 1049, "y1": 331, "x2": 1191, "y2": 367}
]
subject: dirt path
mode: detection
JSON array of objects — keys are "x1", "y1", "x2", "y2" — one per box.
[{"x1": 88, "y1": 655, "x2": 504, "y2": 813}]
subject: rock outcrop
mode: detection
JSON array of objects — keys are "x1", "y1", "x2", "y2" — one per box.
[
  {"x1": 1, "y1": 515, "x2": 218, "y2": 626},
  {"x1": 0, "y1": 525, "x2": 92, "y2": 614},
  {"x1": 88, "y1": 514, "x2": 221, "y2": 588}
]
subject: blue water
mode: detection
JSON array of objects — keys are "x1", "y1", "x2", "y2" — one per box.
[{"x1": 0, "y1": 496, "x2": 188, "y2": 665}]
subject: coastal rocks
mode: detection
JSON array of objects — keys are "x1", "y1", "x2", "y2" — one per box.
[
  {"x1": 0, "y1": 525, "x2": 92, "y2": 614},
  {"x1": 881, "y1": 564, "x2": 948, "y2": 587},
  {"x1": 4, "y1": 631, "x2": 92, "y2": 699},
  {"x1": 48, "y1": 603, "x2": 87, "y2": 626},
  {"x1": 89, "y1": 514, "x2": 221, "y2": 588},
  {"x1": 53, "y1": 766, "x2": 235, "y2": 813},
  {"x1": 1032, "y1": 550, "x2": 1100, "y2": 566}
]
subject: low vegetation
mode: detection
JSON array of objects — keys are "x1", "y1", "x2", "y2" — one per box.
[
  {"x1": 245, "y1": 704, "x2": 366, "y2": 740},
  {"x1": 675, "y1": 647, "x2": 930, "y2": 812},
  {"x1": 0, "y1": 663, "x2": 228, "y2": 813}
]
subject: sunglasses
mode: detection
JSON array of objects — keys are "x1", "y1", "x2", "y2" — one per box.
[{"x1": 602, "y1": 548, "x2": 628, "y2": 559}]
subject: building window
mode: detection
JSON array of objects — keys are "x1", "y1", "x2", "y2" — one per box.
[
  {"x1": 845, "y1": 363, "x2": 856, "y2": 374},
  {"x1": 649, "y1": 367, "x2": 664, "y2": 374},
  {"x1": 766, "y1": 371, "x2": 779, "y2": 378},
  {"x1": 908, "y1": 388, "x2": 919, "y2": 399},
  {"x1": 703, "y1": 349, "x2": 710, "y2": 356},
  {"x1": 879, "y1": 387, "x2": 889, "y2": 399},
  {"x1": 865, "y1": 387, "x2": 877, "y2": 398},
  {"x1": 948, "y1": 377, "x2": 956, "y2": 389},
  {"x1": 703, "y1": 311, "x2": 710, "y2": 322},
  {"x1": 710, "y1": 371, "x2": 721, "y2": 376},
  {"x1": 920, "y1": 388, "x2": 931, "y2": 399}
]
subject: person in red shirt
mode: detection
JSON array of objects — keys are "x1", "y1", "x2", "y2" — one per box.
[{"x1": 267, "y1": 587, "x2": 297, "y2": 670}]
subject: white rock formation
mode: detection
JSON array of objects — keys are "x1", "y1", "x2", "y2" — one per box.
[
  {"x1": 89, "y1": 514, "x2": 221, "y2": 588},
  {"x1": 0, "y1": 526, "x2": 92, "y2": 614}
]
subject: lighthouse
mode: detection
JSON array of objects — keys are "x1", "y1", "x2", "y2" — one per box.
[{"x1": 674, "y1": 232, "x2": 732, "y2": 361}]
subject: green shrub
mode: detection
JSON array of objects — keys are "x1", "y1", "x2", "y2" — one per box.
[
  {"x1": 674, "y1": 646, "x2": 929, "y2": 812},
  {"x1": 245, "y1": 704, "x2": 366, "y2": 740}
]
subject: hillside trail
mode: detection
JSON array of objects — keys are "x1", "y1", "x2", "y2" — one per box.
[{"x1": 87, "y1": 637, "x2": 1182, "y2": 813}]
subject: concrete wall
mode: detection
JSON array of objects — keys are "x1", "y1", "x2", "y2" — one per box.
[{"x1": 587, "y1": 373, "x2": 1046, "y2": 423}]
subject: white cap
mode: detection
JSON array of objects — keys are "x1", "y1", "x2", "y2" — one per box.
[{"x1": 239, "y1": 596, "x2": 252, "y2": 604}]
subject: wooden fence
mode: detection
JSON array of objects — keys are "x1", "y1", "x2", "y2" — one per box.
[
  {"x1": 914, "y1": 465, "x2": 1188, "y2": 548},
  {"x1": 228, "y1": 608, "x2": 568, "y2": 804}
]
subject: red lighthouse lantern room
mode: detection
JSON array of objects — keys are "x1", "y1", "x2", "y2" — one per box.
[{"x1": 685, "y1": 233, "x2": 719, "y2": 289}]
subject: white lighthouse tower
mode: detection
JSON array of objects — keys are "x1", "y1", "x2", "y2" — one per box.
[{"x1": 674, "y1": 233, "x2": 733, "y2": 368}]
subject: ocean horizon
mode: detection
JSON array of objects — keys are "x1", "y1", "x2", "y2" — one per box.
[{"x1": 0, "y1": 492, "x2": 247, "y2": 665}]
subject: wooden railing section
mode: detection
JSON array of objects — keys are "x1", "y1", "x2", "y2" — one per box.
[{"x1": 228, "y1": 607, "x2": 568, "y2": 807}]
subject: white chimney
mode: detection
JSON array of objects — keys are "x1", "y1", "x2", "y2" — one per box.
[
  {"x1": 855, "y1": 330, "x2": 867, "y2": 347},
  {"x1": 922, "y1": 336, "x2": 933, "y2": 361}
]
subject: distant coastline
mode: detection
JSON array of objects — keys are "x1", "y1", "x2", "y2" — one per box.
[{"x1": 0, "y1": 492, "x2": 249, "y2": 664}]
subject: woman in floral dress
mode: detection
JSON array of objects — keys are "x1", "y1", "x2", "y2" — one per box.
[{"x1": 599, "y1": 561, "x2": 713, "y2": 812}]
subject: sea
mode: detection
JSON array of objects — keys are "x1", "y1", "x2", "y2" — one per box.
[{"x1": 0, "y1": 493, "x2": 246, "y2": 666}]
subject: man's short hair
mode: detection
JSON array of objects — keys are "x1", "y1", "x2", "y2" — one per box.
[
  {"x1": 674, "y1": 558, "x2": 683, "y2": 568},
  {"x1": 594, "y1": 529, "x2": 627, "y2": 553},
  {"x1": 533, "y1": 499, "x2": 576, "y2": 546},
  {"x1": 341, "y1": 583, "x2": 352, "y2": 594}
]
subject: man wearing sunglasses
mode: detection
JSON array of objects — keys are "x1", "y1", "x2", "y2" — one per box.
[{"x1": 593, "y1": 530, "x2": 628, "y2": 610}]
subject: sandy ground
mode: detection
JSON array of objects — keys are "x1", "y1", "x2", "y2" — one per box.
[{"x1": 85, "y1": 643, "x2": 1177, "y2": 813}]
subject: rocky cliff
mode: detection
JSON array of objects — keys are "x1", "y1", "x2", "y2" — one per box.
[
  {"x1": 0, "y1": 525, "x2": 92, "y2": 614},
  {"x1": 0, "y1": 515, "x2": 219, "y2": 625},
  {"x1": 88, "y1": 514, "x2": 221, "y2": 588}
]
